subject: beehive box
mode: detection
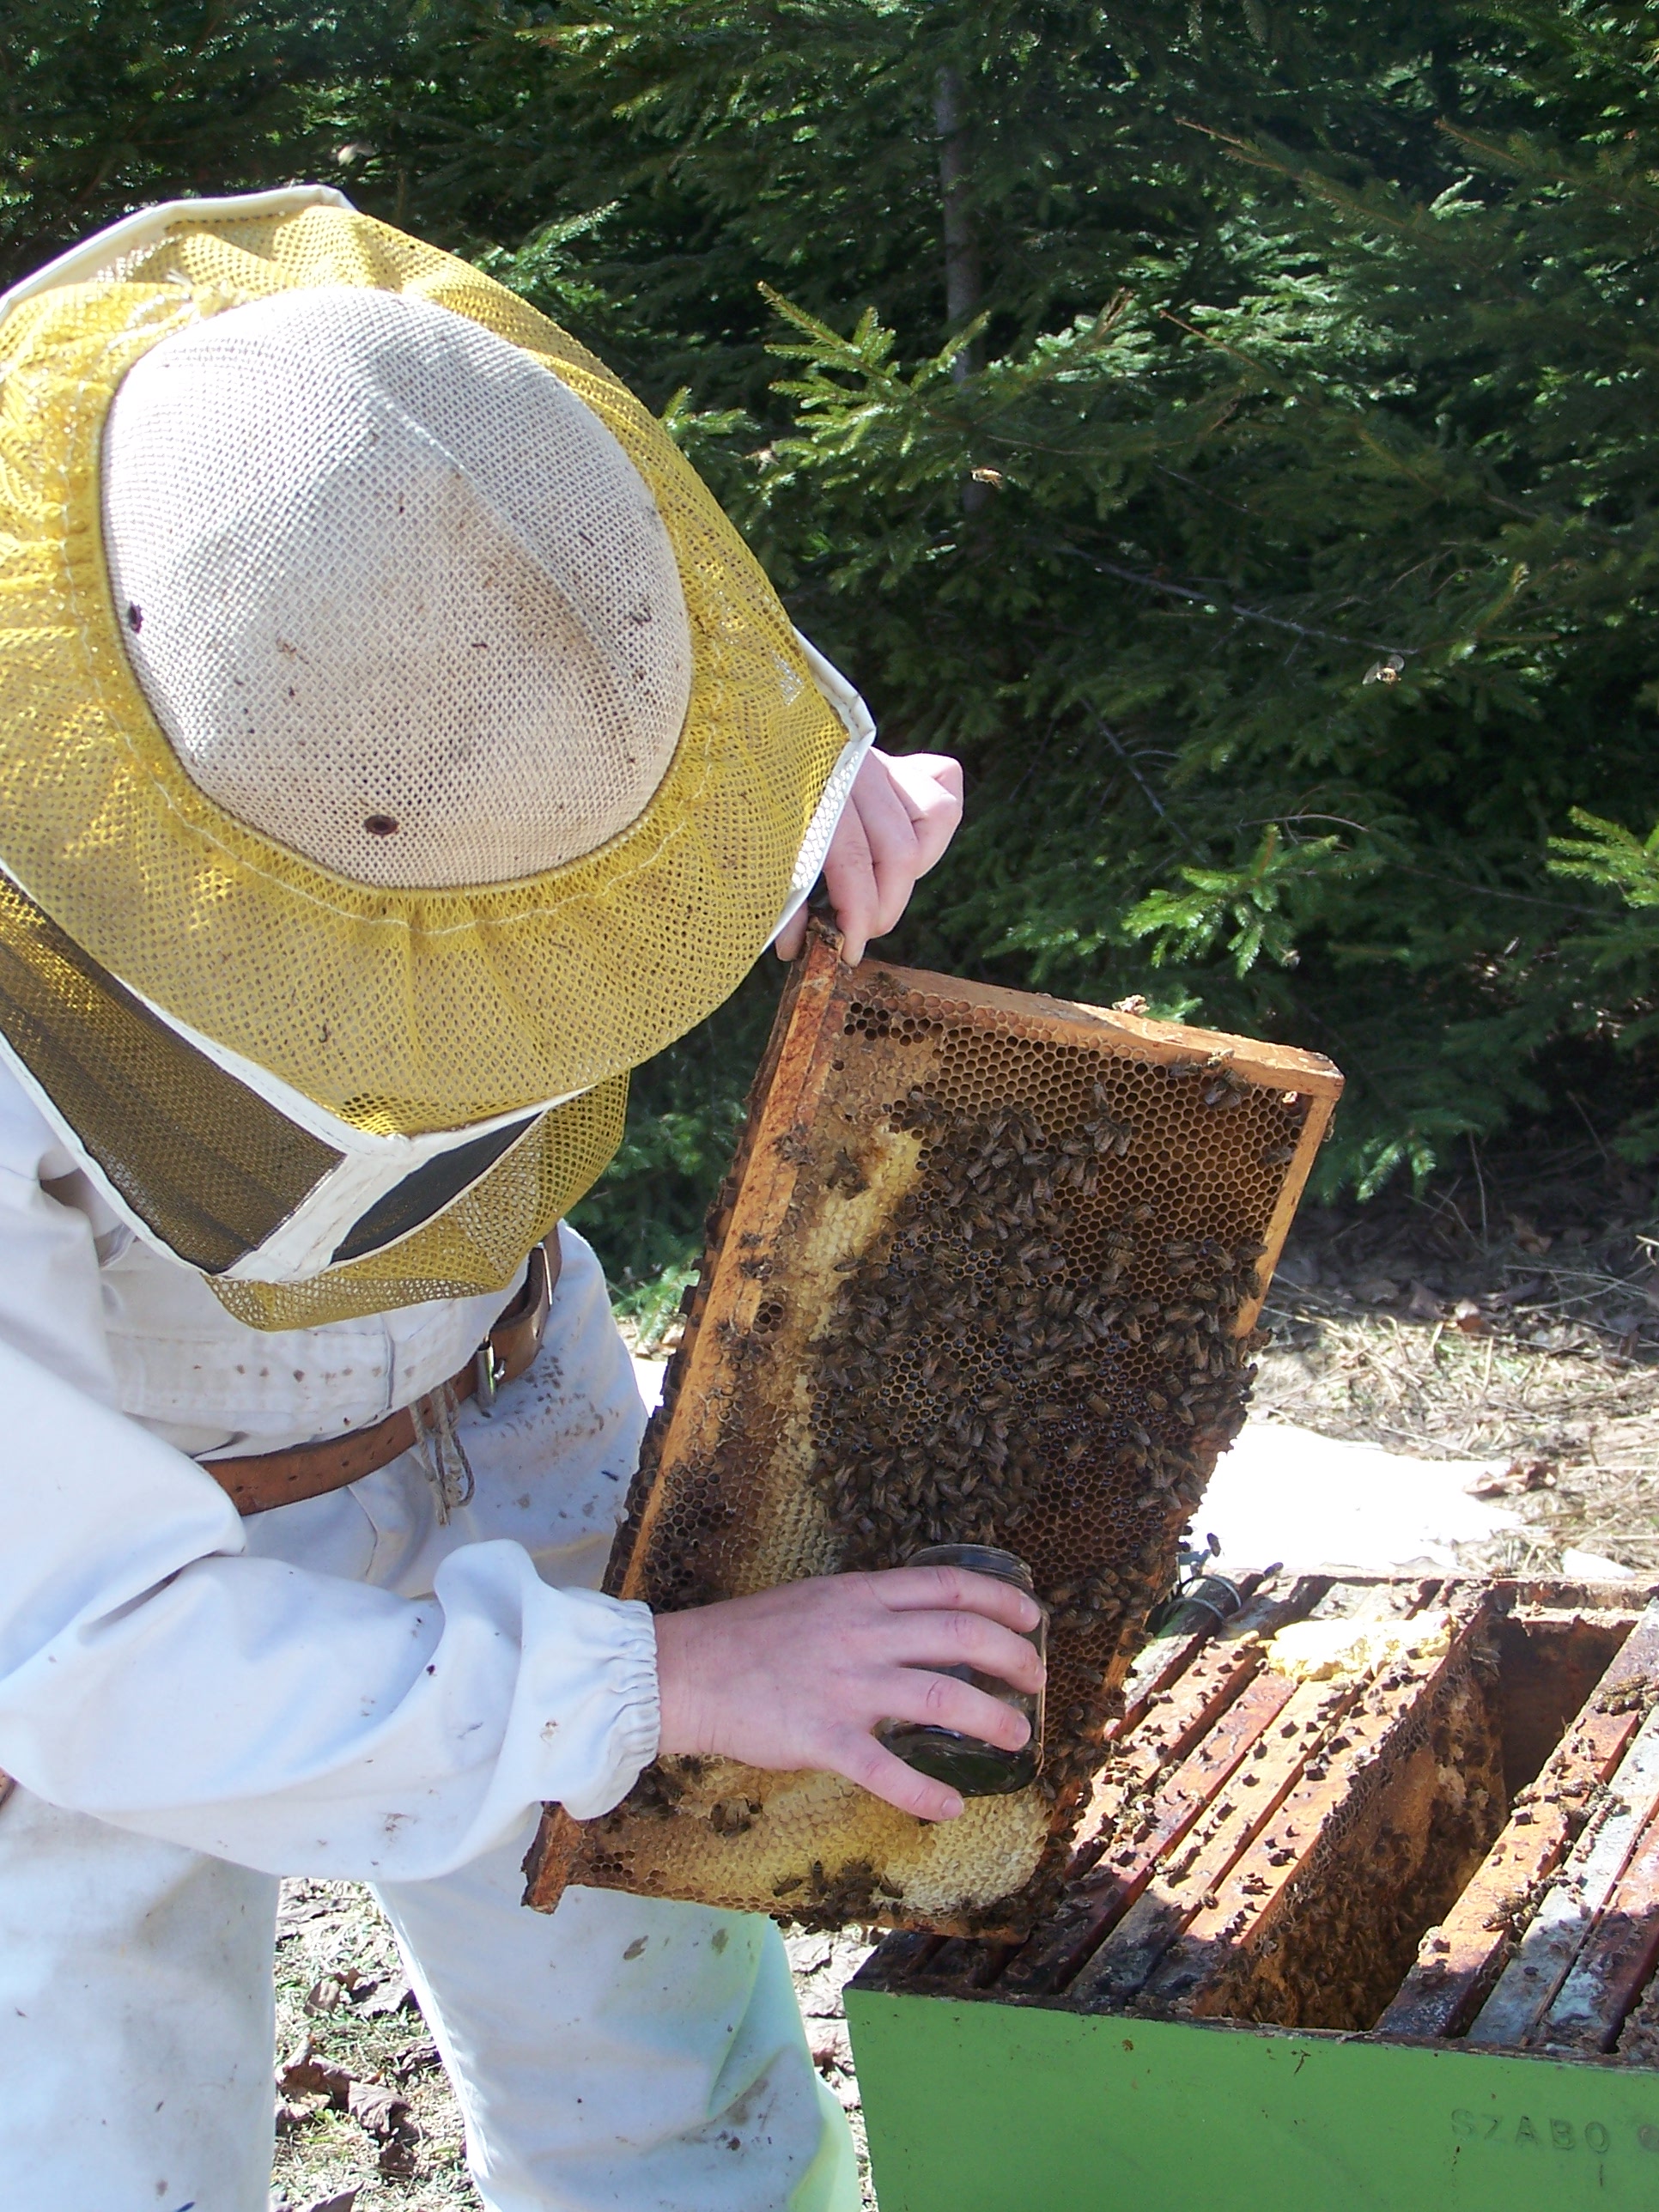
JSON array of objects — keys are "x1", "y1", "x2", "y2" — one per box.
[
  {"x1": 526, "y1": 927, "x2": 1341, "y2": 1930},
  {"x1": 848, "y1": 1573, "x2": 1659, "y2": 2212}
]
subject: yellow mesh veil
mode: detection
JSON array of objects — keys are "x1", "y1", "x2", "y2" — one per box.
[
  {"x1": 0, "y1": 853, "x2": 629, "y2": 1325},
  {"x1": 0, "y1": 202, "x2": 848, "y2": 1139}
]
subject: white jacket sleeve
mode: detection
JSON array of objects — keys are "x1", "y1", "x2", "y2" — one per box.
[{"x1": 0, "y1": 1090, "x2": 660, "y2": 1881}]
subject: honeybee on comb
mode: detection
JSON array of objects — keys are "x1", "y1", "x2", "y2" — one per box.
[{"x1": 526, "y1": 928, "x2": 1341, "y2": 1935}]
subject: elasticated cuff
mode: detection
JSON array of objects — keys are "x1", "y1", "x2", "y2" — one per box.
[{"x1": 558, "y1": 1594, "x2": 660, "y2": 1818}]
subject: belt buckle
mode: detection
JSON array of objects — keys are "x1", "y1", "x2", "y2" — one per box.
[{"x1": 475, "y1": 1340, "x2": 507, "y2": 1412}]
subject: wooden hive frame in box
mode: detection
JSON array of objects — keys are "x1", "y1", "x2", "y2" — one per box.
[
  {"x1": 845, "y1": 1576, "x2": 1659, "y2": 2212},
  {"x1": 526, "y1": 927, "x2": 1342, "y2": 1933}
]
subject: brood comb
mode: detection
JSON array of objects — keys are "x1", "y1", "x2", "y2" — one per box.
[{"x1": 525, "y1": 928, "x2": 1342, "y2": 1932}]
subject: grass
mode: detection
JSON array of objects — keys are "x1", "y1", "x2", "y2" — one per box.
[{"x1": 270, "y1": 1880, "x2": 476, "y2": 2212}]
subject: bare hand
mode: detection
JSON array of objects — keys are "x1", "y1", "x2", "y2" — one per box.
[
  {"x1": 775, "y1": 748, "x2": 964, "y2": 966},
  {"x1": 653, "y1": 1564, "x2": 1043, "y2": 1823}
]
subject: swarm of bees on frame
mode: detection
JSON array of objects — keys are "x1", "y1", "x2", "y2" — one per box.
[{"x1": 802, "y1": 1014, "x2": 1304, "y2": 1790}]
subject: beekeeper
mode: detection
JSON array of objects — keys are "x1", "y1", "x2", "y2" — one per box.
[{"x1": 0, "y1": 188, "x2": 1047, "y2": 2211}]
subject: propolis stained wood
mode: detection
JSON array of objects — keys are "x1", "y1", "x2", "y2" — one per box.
[{"x1": 525, "y1": 927, "x2": 1341, "y2": 1931}]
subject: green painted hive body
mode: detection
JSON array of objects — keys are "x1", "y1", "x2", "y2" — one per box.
[
  {"x1": 845, "y1": 1997, "x2": 1659, "y2": 2212},
  {"x1": 848, "y1": 1572, "x2": 1659, "y2": 2211}
]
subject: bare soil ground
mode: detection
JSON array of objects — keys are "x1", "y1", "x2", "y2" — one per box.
[
  {"x1": 1257, "y1": 1137, "x2": 1659, "y2": 1576},
  {"x1": 272, "y1": 1136, "x2": 1659, "y2": 2208}
]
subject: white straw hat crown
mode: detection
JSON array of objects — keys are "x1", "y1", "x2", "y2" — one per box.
[{"x1": 101, "y1": 285, "x2": 692, "y2": 889}]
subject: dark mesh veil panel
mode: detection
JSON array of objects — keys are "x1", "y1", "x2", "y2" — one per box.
[
  {"x1": 331, "y1": 1114, "x2": 538, "y2": 1262},
  {"x1": 0, "y1": 872, "x2": 340, "y2": 1272},
  {"x1": 210, "y1": 1077, "x2": 630, "y2": 1330}
]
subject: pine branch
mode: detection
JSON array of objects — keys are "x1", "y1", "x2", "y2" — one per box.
[{"x1": 1049, "y1": 543, "x2": 1421, "y2": 659}]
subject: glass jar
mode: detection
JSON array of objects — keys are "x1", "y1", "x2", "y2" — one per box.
[
  {"x1": 878, "y1": 1543, "x2": 1047, "y2": 1796},
  {"x1": 1148, "y1": 1571, "x2": 1244, "y2": 1641}
]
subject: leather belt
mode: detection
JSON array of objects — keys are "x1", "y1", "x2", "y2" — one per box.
[{"x1": 203, "y1": 1237, "x2": 561, "y2": 1517}]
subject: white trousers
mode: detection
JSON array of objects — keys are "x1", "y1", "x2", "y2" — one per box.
[
  {"x1": 0, "y1": 1787, "x2": 858, "y2": 2212},
  {"x1": 0, "y1": 1217, "x2": 856, "y2": 2212}
]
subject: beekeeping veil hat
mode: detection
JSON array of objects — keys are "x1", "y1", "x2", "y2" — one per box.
[{"x1": 0, "y1": 188, "x2": 872, "y2": 1327}]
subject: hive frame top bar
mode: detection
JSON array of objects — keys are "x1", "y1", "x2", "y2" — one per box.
[{"x1": 878, "y1": 956, "x2": 1344, "y2": 1096}]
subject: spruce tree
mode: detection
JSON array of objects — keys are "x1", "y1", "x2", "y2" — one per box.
[
  {"x1": 9, "y1": 3, "x2": 1659, "y2": 1286},
  {"x1": 422, "y1": 1, "x2": 1659, "y2": 1218}
]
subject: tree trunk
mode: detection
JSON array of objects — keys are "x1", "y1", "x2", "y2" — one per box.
[
  {"x1": 934, "y1": 60, "x2": 988, "y2": 515},
  {"x1": 933, "y1": 62, "x2": 981, "y2": 381}
]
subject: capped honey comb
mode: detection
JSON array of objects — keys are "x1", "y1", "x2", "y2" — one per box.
[{"x1": 524, "y1": 927, "x2": 1342, "y2": 1932}]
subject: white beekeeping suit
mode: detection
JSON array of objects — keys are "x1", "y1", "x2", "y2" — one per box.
[{"x1": 0, "y1": 188, "x2": 873, "y2": 2211}]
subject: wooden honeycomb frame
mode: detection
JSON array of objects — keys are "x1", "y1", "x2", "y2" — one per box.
[{"x1": 526, "y1": 929, "x2": 1342, "y2": 1932}]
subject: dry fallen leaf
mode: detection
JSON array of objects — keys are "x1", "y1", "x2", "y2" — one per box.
[
  {"x1": 276, "y1": 2047, "x2": 352, "y2": 2109},
  {"x1": 378, "y1": 2135, "x2": 422, "y2": 2179},
  {"x1": 1468, "y1": 1459, "x2": 1557, "y2": 1500},
  {"x1": 354, "y1": 1975, "x2": 416, "y2": 2019},
  {"x1": 393, "y1": 2037, "x2": 442, "y2": 2083},
  {"x1": 1452, "y1": 1297, "x2": 1487, "y2": 1335},
  {"x1": 348, "y1": 2077, "x2": 411, "y2": 2139}
]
